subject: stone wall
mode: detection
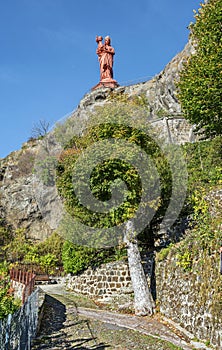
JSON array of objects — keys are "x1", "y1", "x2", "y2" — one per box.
[
  {"x1": 66, "y1": 255, "x2": 154, "y2": 303},
  {"x1": 156, "y1": 253, "x2": 222, "y2": 349},
  {"x1": 10, "y1": 269, "x2": 36, "y2": 304},
  {"x1": 65, "y1": 249, "x2": 221, "y2": 348},
  {"x1": 66, "y1": 261, "x2": 132, "y2": 301},
  {"x1": 0, "y1": 288, "x2": 39, "y2": 350},
  {"x1": 11, "y1": 280, "x2": 24, "y2": 301}
]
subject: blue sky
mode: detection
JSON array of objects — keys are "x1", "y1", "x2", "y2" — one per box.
[{"x1": 0, "y1": 0, "x2": 201, "y2": 158}]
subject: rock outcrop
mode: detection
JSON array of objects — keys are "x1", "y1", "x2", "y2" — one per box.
[
  {"x1": 0, "y1": 41, "x2": 195, "y2": 240},
  {"x1": 0, "y1": 140, "x2": 53, "y2": 240}
]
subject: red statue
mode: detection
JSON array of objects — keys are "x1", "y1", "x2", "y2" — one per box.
[{"x1": 92, "y1": 35, "x2": 118, "y2": 90}]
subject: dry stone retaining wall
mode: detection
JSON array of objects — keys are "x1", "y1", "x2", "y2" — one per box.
[
  {"x1": 66, "y1": 255, "x2": 154, "y2": 301},
  {"x1": 156, "y1": 256, "x2": 222, "y2": 349},
  {"x1": 66, "y1": 261, "x2": 133, "y2": 300}
]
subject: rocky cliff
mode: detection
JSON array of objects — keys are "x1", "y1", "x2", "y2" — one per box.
[{"x1": 0, "y1": 41, "x2": 195, "y2": 240}]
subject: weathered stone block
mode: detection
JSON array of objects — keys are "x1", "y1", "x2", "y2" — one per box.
[{"x1": 112, "y1": 276, "x2": 118, "y2": 282}]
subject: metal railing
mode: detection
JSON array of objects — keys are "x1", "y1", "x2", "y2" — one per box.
[{"x1": 10, "y1": 269, "x2": 36, "y2": 304}]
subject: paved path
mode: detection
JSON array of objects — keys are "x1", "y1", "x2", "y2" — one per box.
[{"x1": 31, "y1": 284, "x2": 211, "y2": 350}]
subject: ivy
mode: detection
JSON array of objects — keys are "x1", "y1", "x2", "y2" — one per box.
[{"x1": 158, "y1": 136, "x2": 222, "y2": 265}]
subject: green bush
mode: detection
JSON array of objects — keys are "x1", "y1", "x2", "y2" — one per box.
[
  {"x1": 61, "y1": 240, "x2": 127, "y2": 275},
  {"x1": 62, "y1": 241, "x2": 96, "y2": 274},
  {"x1": 4, "y1": 229, "x2": 31, "y2": 263},
  {"x1": 37, "y1": 232, "x2": 64, "y2": 265},
  {"x1": 0, "y1": 277, "x2": 20, "y2": 319},
  {"x1": 39, "y1": 253, "x2": 58, "y2": 275}
]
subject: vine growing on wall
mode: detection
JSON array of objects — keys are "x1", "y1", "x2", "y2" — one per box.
[{"x1": 158, "y1": 136, "x2": 222, "y2": 271}]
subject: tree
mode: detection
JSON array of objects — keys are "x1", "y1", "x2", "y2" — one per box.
[
  {"x1": 124, "y1": 221, "x2": 155, "y2": 315},
  {"x1": 56, "y1": 99, "x2": 176, "y2": 316},
  {"x1": 31, "y1": 119, "x2": 50, "y2": 139},
  {"x1": 177, "y1": 0, "x2": 222, "y2": 138}
]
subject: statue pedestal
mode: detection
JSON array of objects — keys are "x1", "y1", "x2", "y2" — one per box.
[{"x1": 92, "y1": 79, "x2": 119, "y2": 90}]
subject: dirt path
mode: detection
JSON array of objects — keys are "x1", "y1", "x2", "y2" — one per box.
[{"x1": 31, "y1": 284, "x2": 210, "y2": 350}]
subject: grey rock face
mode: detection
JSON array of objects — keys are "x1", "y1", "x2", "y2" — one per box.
[{"x1": 0, "y1": 141, "x2": 53, "y2": 240}]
